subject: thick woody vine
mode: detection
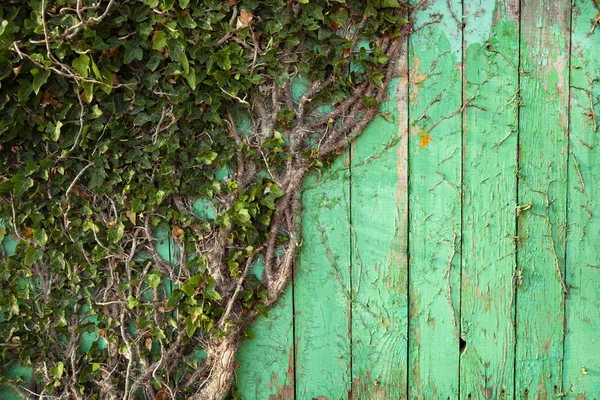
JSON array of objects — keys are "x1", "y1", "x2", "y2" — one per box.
[{"x1": 0, "y1": 1, "x2": 408, "y2": 399}]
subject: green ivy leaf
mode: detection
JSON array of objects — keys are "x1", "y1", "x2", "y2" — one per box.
[
  {"x1": 34, "y1": 228, "x2": 48, "y2": 246},
  {"x1": 185, "y1": 317, "x2": 198, "y2": 337},
  {"x1": 127, "y1": 295, "x2": 142, "y2": 309},
  {"x1": 11, "y1": 174, "x2": 34, "y2": 197},
  {"x1": 47, "y1": 121, "x2": 63, "y2": 141},
  {"x1": 236, "y1": 208, "x2": 251, "y2": 223},
  {"x1": 379, "y1": 0, "x2": 401, "y2": 7},
  {"x1": 256, "y1": 303, "x2": 268, "y2": 318},
  {"x1": 50, "y1": 362, "x2": 65, "y2": 379},
  {"x1": 107, "y1": 222, "x2": 125, "y2": 243},
  {"x1": 211, "y1": 50, "x2": 231, "y2": 70},
  {"x1": 123, "y1": 42, "x2": 143, "y2": 64},
  {"x1": 166, "y1": 289, "x2": 185, "y2": 308},
  {"x1": 153, "y1": 31, "x2": 167, "y2": 50},
  {"x1": 89, "y1": 104, "x2": 103, "y2": 119},
  {"x1": 370, "y1": 70, "x2": 385, "y2": 89},
  {"x1": 31, "y1": 68, "x2": 51, "y2": 95},
  {"x1": 0, "y1": 54, "x2": 12, "y2": 81},
  {"x1": 72, "y1": 55, "x2": 90, "y2": 78},
  {"x1": 204, "y1": 285, "x2": 221, "y2": 301},
  {"x1": 179, "y1": 13, "x2": 197, "y2": 29},
  {"x1": 82, "y1": 81, "x2": 94, "y2": 103},
  {"x1": 196, "y1": 151, "x2": 217, "y2": 165},
  {"x1": 182, "y1": 274, "x2": 203, "y2": 296},
  {"x1": 184, "y1": 67, "x2": 197, "y2": 90},
  {"x1": 24, "y1": 246, "x2": 44, "y2": 265},
  {"x1": 147, "y1": 273, "x2": 162, "y2": 288},
  {"x1": 98, "y1": 68, "x2": 113, "y2": 95},
  {"x1": 0, "y1": 180, "x2": 14, "y2": 193}
]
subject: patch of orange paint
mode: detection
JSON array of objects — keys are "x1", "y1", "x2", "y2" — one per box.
[{"x1": 418, "y1": 130, "x2": 432, "y2": 148}]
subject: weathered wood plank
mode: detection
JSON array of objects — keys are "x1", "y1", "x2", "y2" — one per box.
[
  {"x1": 235, "y1": 261, "x2": 294, "y2": 399},
  {"x1": 460, "y1": 1, "x2": 519, "y2": 398},
  {"x1": 350, "y1": 41, "x2": 409, "y2": 398},
  {"x1": 230, "y1": 108, "x2": 295, "y2": 400},
  {"x1": 407, "y1": 1, "x2": 462, "y2": 397},
  {"x1": 516, "y1": 1, "x2": 570, "y2": 397},
  {"x1": 294, "y1": 159, "x2": 351, "y2": 399},
  {"x1": 564, "y1": 1, "x2": 600, "y2": 397}
]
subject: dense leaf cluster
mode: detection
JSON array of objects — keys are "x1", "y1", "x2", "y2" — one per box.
[{"x1": 0, "y1": 0, "x2": 407, "y2": 398}]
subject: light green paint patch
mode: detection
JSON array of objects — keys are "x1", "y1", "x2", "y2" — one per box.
[
  {"x1": 351, "y1": 65, "x2": 408, "y2": 397},
  {"x1": 215, "y1": 167, "x2": 229, "y2": 181},
  {"x1": 460, "y1": 1, "x2": 519, "y2": 398},
  {"x1": 1, "y1": 234, "x2": 18, "y2": 256},
  {"x1": 0, "y1": 365, "x2": 33, "y2": 399},
  {"x1": 564, "y1": 1, "x2": 600, "y2": 397},
  {"x1": 193, "y1": 198, "x2": 217, "y2": 220},
  {"x1": 516, "y1": 1, "x2": 570, "y2": 397},
  {"x1": 155, "y1": 224, "x2": 171, "y2": 264},
  {"x1": 407, "y1": 0, "x2": 462, "y2": 397},
  {"x1": 79, "y1": 312, "x2": 108, "y2": 353},
  {"x1": 294, "y1": 156, "x2": 351, "y2": 399}
]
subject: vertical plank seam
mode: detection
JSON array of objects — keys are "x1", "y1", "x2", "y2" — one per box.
[
  {"x1": 562, "y1": 0, "x2": 574, "y2": 395},
  {"x1": 458, "y1": 0, "x2": 465, "y2": 396},
  {"x1": 348, "y1": 136, "x2": 353, "y2": 400},
  {"x1": 404, "y1": 29, "x2": 411, "y2": 400},
  {"x1": 405, "y1": 22, "x2": 410, "y2": 400},
  {"x1": 292, "y1": 224, "x2": 297, "y2": 399},
  {"x1": 513, "y1": 1, "x2": 523, "y2": 399}
]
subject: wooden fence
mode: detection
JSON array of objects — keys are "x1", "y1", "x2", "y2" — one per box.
[{"x1": 233, "y1": 0, "x2": 600, "y2": 399}]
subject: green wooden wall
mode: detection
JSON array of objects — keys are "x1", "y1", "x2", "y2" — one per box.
[
  {"x1": 235, "y1": 0, "x2": 600, "y2": 399},
  {"x1": 3, "y1": 1, "x2": 600, "y2": 399}
]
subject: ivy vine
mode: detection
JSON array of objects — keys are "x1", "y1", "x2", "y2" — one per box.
[{"x1": 0, "y1": 0, "x2": 409, "y2": 398}]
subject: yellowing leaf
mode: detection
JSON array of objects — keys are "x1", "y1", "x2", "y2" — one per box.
[
  {"x1": 126, "y1": 210, "x2": 136, "y2": 224},
  {"x1": 236, "y1": 9, "x2": 253, "y2": 30},
  {"x1": 172, "y1": 225, "x2": 185, "y2": 239}
]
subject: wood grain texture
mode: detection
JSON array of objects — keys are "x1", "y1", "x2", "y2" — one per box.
[
  {"x1": 235, "y1": 284, "x2": 294, "y2": 400},
  {"x1": 294, "y1": 158, "x2": 352, "y2": 399},
  {"x1": 564, "y1": 1, "x2": 600, "y2": 397},
  {"x1": 460, "y1": 0, "x2": 519, "y2": 398},
  {"x1": 516, "y1": 0, "x2": 570, "y2": 397},
  {"x1": 350, "y1": 42, "x2": 409, "y2": 399},
  {"x1": 407, "y1": 1, "x2": 462, "y2": 397}
]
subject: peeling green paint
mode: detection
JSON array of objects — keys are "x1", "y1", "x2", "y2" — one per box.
[
  {"x1": 408, "y1": 0, "x2": 462, "y2": 397},
  {"x1": 564, "y1": 0, "x2": 600, "y2": 397},
  {"x1": 294, "y1": 155, "x2": 352, "y2": 399},
  {"x1": 351, "y1": 62, "x2": 408, "y2": 398},
  {"x1": 460, "y1": 1, "x2": 519, "y2": 398},
  {"x1": 516, "y1": 1, "x2": 570, "y2": 397}
]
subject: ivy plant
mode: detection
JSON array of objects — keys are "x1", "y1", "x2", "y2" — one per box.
[{"x1": 0, "y1": 0, "x2": 409, "y2": 398}]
